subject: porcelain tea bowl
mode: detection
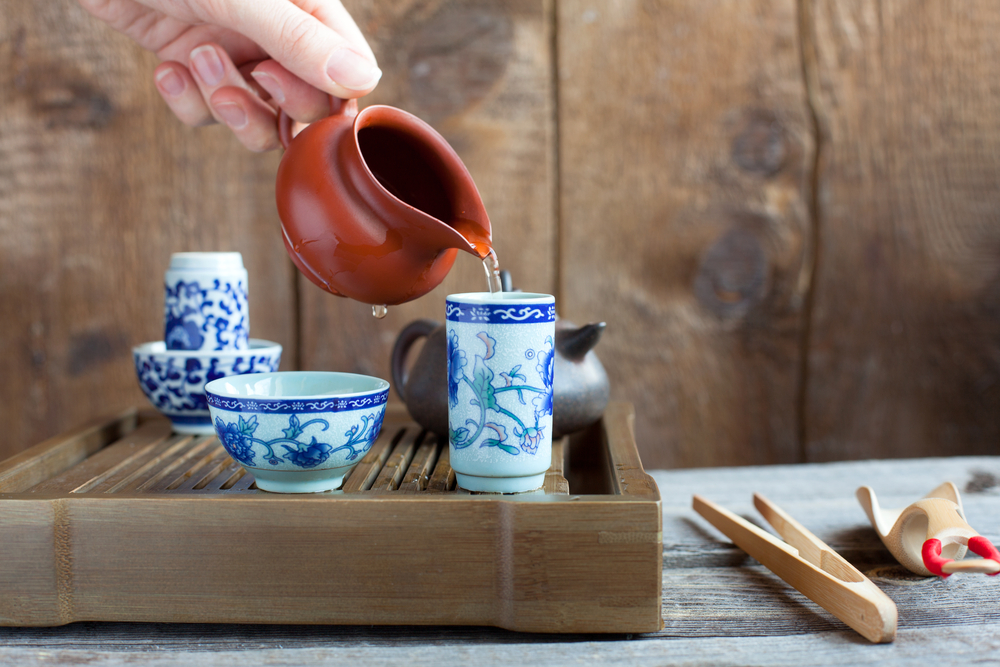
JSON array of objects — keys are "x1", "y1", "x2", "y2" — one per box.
[
  {"x1": 205, "y1": 371, "x2": 390, "y2": 493},
  {"x1": 133, "y1": 339, "x2": 282, "y2": 435}
]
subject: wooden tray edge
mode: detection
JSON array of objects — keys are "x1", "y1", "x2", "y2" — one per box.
[{"x1": 0, "y1": 407, "x2": 140, "y2": 494}]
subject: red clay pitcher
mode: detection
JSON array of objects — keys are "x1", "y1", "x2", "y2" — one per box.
[{"x1": 275, "y1": 98, "x2": 492, "y2": 306}]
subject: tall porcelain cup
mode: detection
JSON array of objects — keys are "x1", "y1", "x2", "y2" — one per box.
[
  {"x1": 446, "y1": 292, "x2": 556, "y2": 493},
  {"x1": 276, "y1": 99, "x2": 493, "y2": 306}
]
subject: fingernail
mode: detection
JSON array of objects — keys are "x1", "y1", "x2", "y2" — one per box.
[
  {"x1": 191, "y1": 45, "x2": 225, "y2": 86},
  {"x1": 155, "y1": 68, "x2": 185, "y2": 97},
  {"x1": 326, "y1": 48, "x2": 382, "y2": 90},
  {"x1": 250, "y1": 71, "x2": 285, "y2": 104},
  {"x1": 215, "y1": 102, "x2": 247, "y2": 129}
]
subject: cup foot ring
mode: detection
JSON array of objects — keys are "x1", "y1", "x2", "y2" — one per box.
[
  {"x1": 248, "y1": 467, "x2": 352, "y2": 494},
  {"x1": 455, "y1": 472, "x2": 546, "y2": 494},
  {"x1": 167, "y1": 417, "x2": 214, "y2": 435}
]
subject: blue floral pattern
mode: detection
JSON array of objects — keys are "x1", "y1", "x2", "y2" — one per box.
[
  {"x1": 165, "y1": 278, "x2": 248, "y2": 351},
  {"x1": 447, "y1": 329, "x2": 467, "y2": 408},
  {"x1": 449, "y1": 333, "x2": 554, "y2": 456},
  {"x1": 214, "y1": 411, "x2": 383, "y2": 469},
  {"x1": 216, "y1": 415, "x2": 257, "y2": 466},
  {"x1": 532, "y1": 341, "x2": 555, "y2": 421},
  {"x1": 134, "y1": 345, "x2": 281, "y2": 428}
]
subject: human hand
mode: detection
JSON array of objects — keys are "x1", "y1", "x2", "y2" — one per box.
[{"x1": 78, "y1": 0, "x2": 381, "y2": 152}]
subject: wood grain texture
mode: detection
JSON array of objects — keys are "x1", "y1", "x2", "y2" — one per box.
[
  {"x1": 0, "y1": 456, "x2": 997, "y2": 664},
  {"x1": 3, "y1": 0, "x2": 1000, "y2": 476},
  {"x1": 0, "y1": 403, "x2": 661, "y2": 632},
  {"x1": 0, "y1": 625, "x2": 998, "y2": 667},
  {"x1": 0, "y1": 407, "x2": 137, "y2": 493},
  {"x1": 803, "y1": 0, "x2": 1000, "y2": 461},
  {"x1": 297, "y1": 0, "x2": 556, "y2": 393},
  {"x1": 0, "y1": 1, "x2": 297, "y2": 463},
  {"x1": 557, "y1": 1, "x2": 814, "y2": 469}
]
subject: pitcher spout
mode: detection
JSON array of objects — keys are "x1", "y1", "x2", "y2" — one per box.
[{"x1": 449, "y1": 216, "x2": 493, "y2": 259}]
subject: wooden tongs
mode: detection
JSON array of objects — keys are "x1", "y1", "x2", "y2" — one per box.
[{"x1": 693, "y1": 493, "x2": 897, "y2": 643}]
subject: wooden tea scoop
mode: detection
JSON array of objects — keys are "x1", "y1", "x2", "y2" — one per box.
[
  {"x1": 693, "y1": 493, "x2": 897, "y2": 643},
  {"x1": 856, "y1": 481, "x2": 1000, "y2": 577}
]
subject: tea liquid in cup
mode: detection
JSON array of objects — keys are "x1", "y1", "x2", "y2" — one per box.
[
  {"x1": 446, "y1": 292, "x2": 556, "y2": 493},
  {"x1": 164, "y1": 252, "x2": 249, "y2": 351}
]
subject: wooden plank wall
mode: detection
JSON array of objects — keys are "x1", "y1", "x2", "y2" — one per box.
[
  {"x1": 0, "y1": 0, "x2": 997, "y2": 469},
  {"x1": 803, "y1": 1, "x2": 1000, "y2": 461},
  {"x1": 0, "y1": 0, "x2": 297, "y2": 460},
  {"x1": 558, "y1": 0, "x2": 812, "y2": 468}
]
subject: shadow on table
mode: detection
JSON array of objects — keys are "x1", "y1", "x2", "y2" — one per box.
[{"x1": 0, "y1": 623, "x2": 646, "y2": 651}]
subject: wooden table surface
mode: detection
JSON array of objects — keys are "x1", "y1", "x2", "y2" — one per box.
[{"x1": 1, "y1": 455, "x2": 997, "y2": 666}]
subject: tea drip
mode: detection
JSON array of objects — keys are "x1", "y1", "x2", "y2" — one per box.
[{"x1": 372, "y1": 305, "x2": 388, "y2": 319}]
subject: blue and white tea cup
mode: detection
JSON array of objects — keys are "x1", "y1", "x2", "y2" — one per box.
[
  {"x1": 206, "y1": 371, "x2": 390, "y2": 493},
  {"x1": 134, "y1": 339, "x2": 282, "y2": 434},
  {"x1": 164, "y1": 252, "x2": 249, "y2": 352},
  {"x1": 446, "y1": 292, "x2": 556, "y2": 493}
]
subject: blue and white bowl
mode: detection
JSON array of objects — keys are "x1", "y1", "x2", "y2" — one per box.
[
  {"x1": 205, "y1": 371, "x2": 390, "y2": 493},
  {"x1": 133, "y1": 339, "x2": 282, "y2": 435}
]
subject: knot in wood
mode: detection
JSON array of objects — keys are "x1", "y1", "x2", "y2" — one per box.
[
  {"x1": 29, "y1": 77, "x2": 115, "y2": 130},
  {"x1": 406, "y1": 5, "x2": 513, "y2": 121},
  {"x1": 732, "y1": 111, "x2": 786, "y2": 177},
  {"x1": 694, "y1": 227, "x2": 768, "y2": 319}
]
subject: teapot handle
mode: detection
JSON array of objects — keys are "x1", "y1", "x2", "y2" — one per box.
[
  {"x1": 390, "y1": 319, "x2": 440, "y2": 403},
  {"x1": 278, "y1": 96, "x2": 360, "y2": 149}
]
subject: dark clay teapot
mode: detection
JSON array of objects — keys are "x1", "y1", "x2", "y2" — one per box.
[
  {"x1": 275, "y1": 99, "x2": 492, "y2": 306},
  {"x1": 392, "y1": 315, "x2": 610, "y2": 440}
]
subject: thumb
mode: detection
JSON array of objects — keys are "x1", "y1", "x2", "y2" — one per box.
[{"x1": 223, "y1": 0, "x2": 381, "y2": 97}]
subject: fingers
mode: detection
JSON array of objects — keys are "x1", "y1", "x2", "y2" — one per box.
[
  {"x1": 154, "y1": 44, "x2": 280, "y2": 152},
  {"x1": 189, "y1": 44, "x2": 279, "y2": 151},
  {"x1": 209, "y1": 87, "x2": 281, "y2": 152},
  {"x1": 154, "y1": 62, "x2": 214, "y2": 127},
  {"x1": 250, "y1": 60, "x2": 330, "y2": 124},
  {"x1": 188, "y1": 43, "x2": 255, "y2": 122},
  {"x1": 223, "y1": 0, "x2": 381, "y2": 99}
]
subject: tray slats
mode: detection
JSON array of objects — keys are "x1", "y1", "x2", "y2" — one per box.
[
  {"x1": 341, "y1": 428, "x2": 397, "y2": 493},
  {"x1": 98, "y1": 435, "x2": 199, "y2": 494},
  {"x1": 397, "y1": 434, "x2": 440, "y2": 494},
  {"x1": 130, "y1": 437, "x2": 220, "y2": 493},
  {"x1": 12, "y1": 411, "x2": 568, "y2": 497},
  {"x1": 426, "y1": 444, "x2": 456, "y2": 492},
  {"x1": 25, "y1": 420, "x2": 174, "y2": 494},
  {"x1": 369, "y1": 427, "x2": 421, "y2": 492}
]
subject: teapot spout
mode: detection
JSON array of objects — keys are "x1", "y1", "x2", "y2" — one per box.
[
  {"x1": 556, "y1": 322, "x2": 607, "y2": 362},
  {"x1": 449, "y1": 216, "x2": 494, "y2": 259}
]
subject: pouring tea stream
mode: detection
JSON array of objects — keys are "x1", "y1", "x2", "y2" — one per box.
[{"x1": 275, "y1": 98, "x2": 499, "y2": 308}]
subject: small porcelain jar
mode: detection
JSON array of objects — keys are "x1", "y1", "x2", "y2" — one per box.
[{"x1": 164, "y1": 252, "x2": 249, "y2": 351}]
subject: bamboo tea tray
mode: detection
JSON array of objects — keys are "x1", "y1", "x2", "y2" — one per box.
[{"x1": 0, "y1": 401, "x2": 662, "y2": 632}]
